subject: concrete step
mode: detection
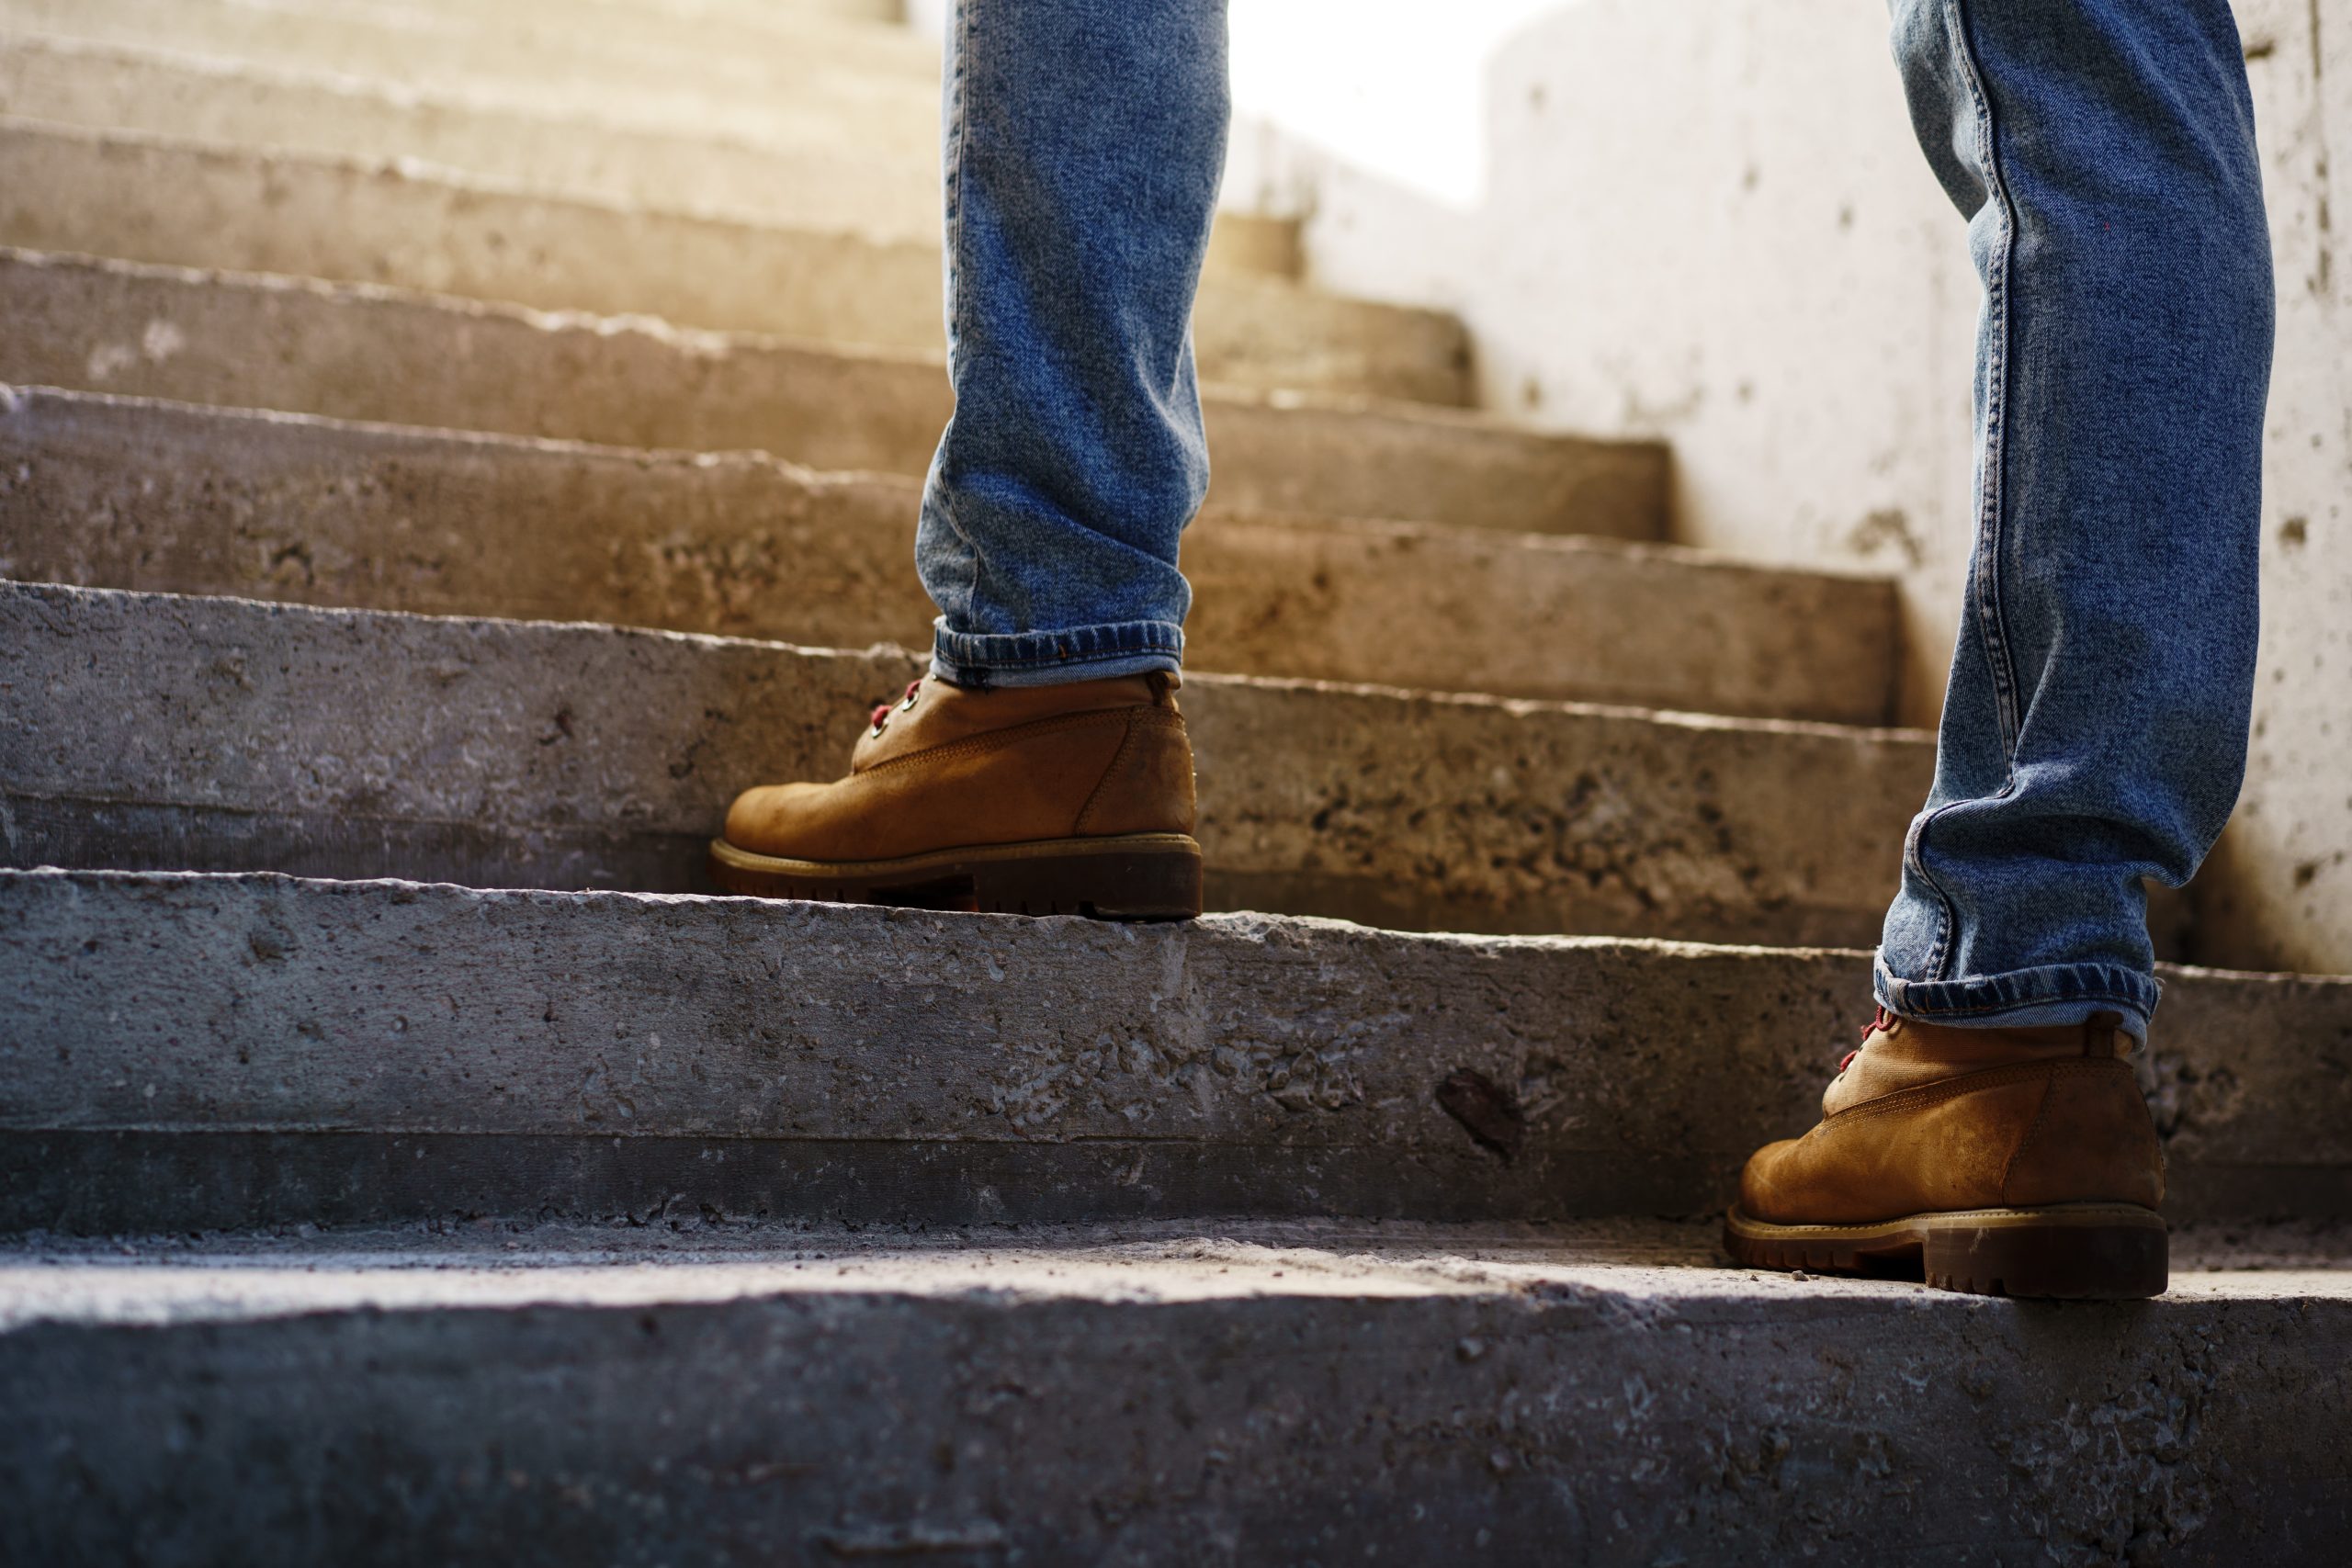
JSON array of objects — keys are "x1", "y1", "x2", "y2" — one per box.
[
  {"x1": 0, "y1": 35, "x2": 1295, "y2": 278},
  {"x1": 0, "y1": 388, "x2": 1899, "y2": 724},
  {"x1": 0, "y1": 31, "x2": 1306, "y2": 281},
  {"x1": 243, "y1": 0, "x2": 934, "y2": 84},
  {"x1": 0, "y1": 1223, "x2": 2346, "y2": 1565},
  {"x1": 0, "y1": 248, "x2": 1665, "y2": 539},
  {"x1": 4, "y1": 1222, "x2": 2343, "y2": 1565},
  {"x1": 0, "y1": 581, "x2": 1926, "y2": 943},
  {"x1": 507, "y1": 0, "x2": 910, "y2": 32},
  {"x1": 4, "y1": 869, "x2": 2342, "y2": 1231},
  {"x1": 0, "y1": 118, "x2": 1458, "y2": 404},
  {"x1": 0, "y1": 0, "x2": 941, "y2": 135},
  {"x1": 0, "y1": 33, "x2": 938, "y2": 234}
]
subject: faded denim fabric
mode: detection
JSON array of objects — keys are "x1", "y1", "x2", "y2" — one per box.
[
  {"x1": 915, "y1": 0, "x2": 2271, "y2": 1037},
  {"x1": 1877, "y1": 0, "x2": 2275, "y2": 1037},
  {"x1": 918, "y1": 0, "x2": 1229, "y2": 689}
]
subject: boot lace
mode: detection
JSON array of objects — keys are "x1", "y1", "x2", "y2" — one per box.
[
  {"x1": 1838, "y1": 1005, "x2": 1900, "y2": 1075},
  {"x1": 868, "y1": 680, "x2": 922, "y2": 737}
]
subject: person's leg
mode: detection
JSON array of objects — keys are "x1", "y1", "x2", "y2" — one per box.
[
  {"x1": 1872, "y1": 0, "x2": 2272, "y2": 1038},
  {"x1": 712, "y1": 1, "x2": 1228, "y2": 918},
  {"x1": 922, "y1": 0, "x2": 1228, "y2": 690},
  {"x1": 1729, "y1": 0, "x2": 2274, "y2": 1297}
]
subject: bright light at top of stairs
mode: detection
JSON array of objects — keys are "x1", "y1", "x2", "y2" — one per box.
[{"x1": 1227, "y1": 0, "x2": 1569, "y2": 207}]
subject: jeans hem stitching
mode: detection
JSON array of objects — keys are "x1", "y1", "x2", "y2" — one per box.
[{"x1": 1945, "y1": 0, "x2": 2026, "y2": 761}]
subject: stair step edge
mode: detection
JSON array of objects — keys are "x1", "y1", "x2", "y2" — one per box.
[
  {"x1": 0, "y1": 384, "x2": 1900, "y2": 725},
  {"x1": 2, "y1": 867, "x2": 2344, "y2": 1234},
  {"x1": 1, "y1": 578, "x2": 1931, "y2": 946}
]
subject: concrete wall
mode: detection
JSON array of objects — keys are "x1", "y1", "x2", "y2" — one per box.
[{"x1": 1237, "y1": 0, "x2": 2351, "y2": 975}]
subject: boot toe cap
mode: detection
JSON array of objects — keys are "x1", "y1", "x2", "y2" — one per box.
[
  {"x1": 1736, "y1": 1136, "x2": 1811, "y2": 1224},
  {"x1": 722, "y1": 782, "x2": 831, "y2": 856}
]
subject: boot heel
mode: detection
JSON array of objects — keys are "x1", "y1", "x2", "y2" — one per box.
[
  {"x1": 1917, "y1": 1207, "x2": 2168, "y2": 1300},
  {"x1": 968, "y1": 836, "x2": 1203, "y2": 920}
]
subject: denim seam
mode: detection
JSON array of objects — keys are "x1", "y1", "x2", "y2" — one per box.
[
  {"x1": 1906, "y1": 776, "x2": 2017, "y2": 985},
  {"x1": 932, "y1": 624, "x2": 1186, "y2": 670},
  {"x1": 1879, "y1": 958, "x2": 2163, "y2": 1030},
  {"x1": 943, "y1": 0, "x2": 973, "y2": 358},
  {"x1": 1899, "y1": 989, "x2": 2154, "y2": 1020},
  {"x1": 1944, "y1": 0, "x2": 2026, "y2": 761},
  {"x1": 935, "y1": 634, "x2": 1185, "y2": 667},
  {"x1": 940, "y1": 0, "x2": 982, "y2": 642},
  {"x1": 1901, "y1": 806, "x2": 1956, "y2": 982},
  {"x1": 1905, "y1": 0, "x2": 2022, "y2": 991}
]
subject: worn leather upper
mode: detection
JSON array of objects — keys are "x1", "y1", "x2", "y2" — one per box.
[
  {"x1": 1738, "y1": 1014, "x2": 2165, "y2": 1224},
  {"x1": 722, "y1": 672, "x2": 1197, "y2": 862}
]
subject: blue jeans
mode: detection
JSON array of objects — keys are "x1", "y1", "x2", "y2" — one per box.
[
  {"x1": 918, "y1": 0, "x2": 1227, "y2": 689},
  {"x1": 920, "y1": 1, "x2": 2274, "y2": 1039},
  {"x1": 1874, "y1": 0, "x2": 2273, "y2": 1039}
]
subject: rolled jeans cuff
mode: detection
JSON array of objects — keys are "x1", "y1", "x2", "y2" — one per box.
[
  {"x1": 928, "y1": 616, "x2": 1183, "y2": 690},
  {"x1": 1873, "y1": 953, "x2": 2160, "y2": 1042}
]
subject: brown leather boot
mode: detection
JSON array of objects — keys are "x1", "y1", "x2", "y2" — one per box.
[
  {"x1": 708, "y1": 671, "x2": 1202, "y2": 919},
  {"x1": 1724, "y1": 1008, "x2": 2168, "y2": 1299}
]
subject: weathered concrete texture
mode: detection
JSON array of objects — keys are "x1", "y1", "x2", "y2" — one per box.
[
  {"x1": 3, "y1": 870, "x2": 2346, "y2": 1233},
  {"x1": 0, "y1": 28, "x2": 937, "y2": 208},
  {"x1": 1183, "y1": 513, "x2": 1894, "y2": 723},
  {"x1": 2188, "y1": 0, "x2": 2352, "y2": 974},
  {"x1": 0, "y1": 248, "x2": 1667, "y2": 539},
  {"x1": 0, "y1": 37, "x2": 1294, "y2": 281},
  {"x1": 1265, "y1": 0, "x2": 2352, "y2": 976},
  {"x1": 1202, "y1": 209, "x2": 1303, "y2": 282},
  {"x1": 0, "y1": 0, "x2": 941, "y2": 146},
  {"x1": 0, "y1": 118, "x2": 1465, "y2": 405},
  {"x1": 0, "y1": 48, "x2": 930, "y2": 245},
  {"x1": 0, "y1": 582, "x2": 1928, "y2": 942},
  {"x1": 0, "y1": 389, "x2": 1899, "y2": 723},
  {"x1": 0, "y1": 1224, "x2": 2347, "y2": 1566}
]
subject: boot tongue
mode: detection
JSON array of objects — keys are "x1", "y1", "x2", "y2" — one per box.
[{"x1": 1822, "y1": 1015, "x2": 2125, "y2": 1117}]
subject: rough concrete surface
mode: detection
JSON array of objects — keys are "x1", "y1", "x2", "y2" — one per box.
[
  {"x1": 0, "y1": 247, "x2": 1668, "y2": 539},
  {"x1": 1264, "y1": 0, "x2": 2352, "y2": 976},
  {"x1": 0, "y1": 38, "x2": 1294, "y2": 281},
  {"x1": 2190, "y1": 0, "x2": 2352, "y2": 974},
  {"x1": 0, "y1": 581, "x2": 1930, "y2": 942},
  {"x1": 0, "y1": 0, "x2": 939, "y2": 143},
  {"x1": 2, "y1": 869, "x2": 2345, "y2": 1233},
  {"x1": 0, "y1": 28, "x2": 940, "y2": 208},
  {"x1": 0, "y1": 387, "x2": 1898, "y2": 723},
  {"x1": 0, "y1": 1222, "x2": 2346, "y2": 1566},
  {"x1": 0, "y1": 118, "x2": 1467, "y2": 406},
  {"x1": 17, "y1": 5, "x2": 2344, "y2": 1558}
]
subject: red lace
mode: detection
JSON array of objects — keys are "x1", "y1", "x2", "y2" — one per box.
[
  {"x1": 870, "y1": 680, "x2": 922, "y2": 731},
  {"x1": 1837, "y1": 1006, "x2": 1900, "y2": 1074}
]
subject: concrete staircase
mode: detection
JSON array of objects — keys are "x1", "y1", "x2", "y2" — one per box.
[{"x1": 2, "y1": 0, "x2": 2347, "y2": 1559}]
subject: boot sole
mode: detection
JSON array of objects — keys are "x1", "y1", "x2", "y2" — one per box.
[
  {"x1": 707, "y1": 832, "x2": 1204, "y2": 920},
  {"x1": 1722, "y1": 1201, "x2": 2167, "y2": 1300}
]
